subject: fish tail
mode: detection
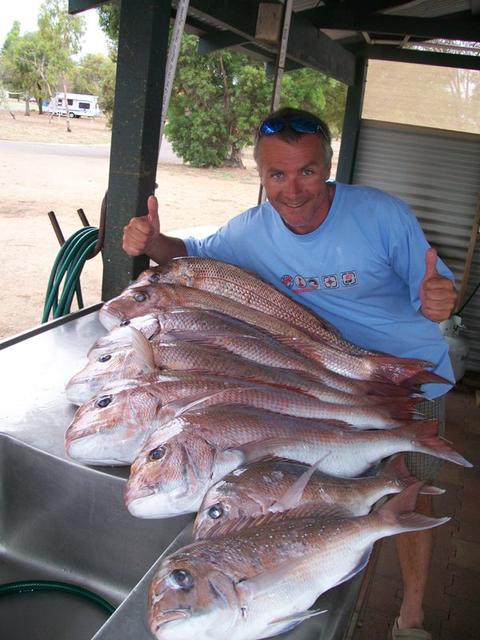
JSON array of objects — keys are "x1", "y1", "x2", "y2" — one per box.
[
  {"x1": 379, "y1": 455, "x2": 445, "y2": 495},
  {"x1": 369, "y1": 357, "x2": 447, "y2": 385},
  {"x1": 359, "y1": 380, "x2": 413, "y2": 397},
  {"x1": 400, "y1": 370, "x2": 453, "y2": 386},
  {"x1": 377, "y1": 483, "x2": 450, "y2": 533},
  {"x1": 399, "y1": 420, "x2": 473, "y2": 467},
  {"x1": 382, "y1": 398, "x2": 420, "y2": 420}
]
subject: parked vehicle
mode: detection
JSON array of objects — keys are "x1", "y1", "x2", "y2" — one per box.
[{"x1": 48, "y1": 93, "x2": 101, "y2": 118}]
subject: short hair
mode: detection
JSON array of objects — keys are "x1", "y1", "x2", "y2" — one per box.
[{"x1": 254, "y1": 107, "x2": 333, "y2": 166}]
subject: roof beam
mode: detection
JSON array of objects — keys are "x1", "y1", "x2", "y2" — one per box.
[
  {"x1": 68, "y1": 0, "x2": 108, "y2": 13},
  {"x1": 306, "y1": 8, "x2": 480, "y2": 41},
  {"x1": 198, "y1": 31, "x2": 249, "y2": 54},
  {"x1": 366, "y1": 44, "x2": 480, "y2": 71},
  {"x1": 188, "y1": 0, "x2": 355, "y2": 84}
]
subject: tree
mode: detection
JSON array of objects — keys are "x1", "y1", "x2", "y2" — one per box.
[
  {"x1": 69, "y1": 52, "x2": 116, "y2": 115},
  {"x1": 96, "y1": 7, "x2": 347, "y2": 166},
  {"x1": 0, "y1": 1, "x2": 85, "y2": 117}
]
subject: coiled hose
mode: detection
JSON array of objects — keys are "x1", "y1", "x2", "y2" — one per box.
[
  {"x1": 0, "y1": 580, "x2": 115, "y2": 615},
  {"x1": 42, "y1": 226, "x2": 99, "y2": 323}
]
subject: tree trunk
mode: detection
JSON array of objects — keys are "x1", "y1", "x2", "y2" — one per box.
[
  {"x1": 225, "y1": 146, "x2": 245, "y2": 169},
  {"x1": 63, "y1": 80, "x2": 72, "y2": 133},
  {"x1": 25, "y1": 97, "x2": 30, "y2": 116},
  {"x1": 37, "y1": 98, "x2": 43, "y2": 115}
]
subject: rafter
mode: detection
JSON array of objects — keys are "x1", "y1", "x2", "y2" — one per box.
[{"x1": 305, "y1": 7, "x2": 480, "y2": 42}]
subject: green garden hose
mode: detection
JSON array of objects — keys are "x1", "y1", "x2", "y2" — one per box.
[
  {"x1": 0, "y1": 579, "x2": 116, "y2": 615},
  {"x1": 42, "y1": 226, "x2": 100, "y2": 323}
]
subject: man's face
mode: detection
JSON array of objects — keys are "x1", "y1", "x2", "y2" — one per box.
[{"x1": 257, "y1": 134, "x2": 332, "y2": 235}]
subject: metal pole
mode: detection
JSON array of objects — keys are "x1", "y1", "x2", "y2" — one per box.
[
  {"x1": 259, "y1": 0, "x2": 294, "y2": 204},
  {"x1": 159, "y1": 0, "x2": 190, "y2": 148}
]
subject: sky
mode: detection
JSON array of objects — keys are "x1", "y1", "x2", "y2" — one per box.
[{"x1": 0, "y1": 0, "x2": 109, "y2": 56}]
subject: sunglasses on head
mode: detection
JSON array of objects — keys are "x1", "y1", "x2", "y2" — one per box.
[{"x1": 259, "y1": 115, "x2": 328, "y2": 141}]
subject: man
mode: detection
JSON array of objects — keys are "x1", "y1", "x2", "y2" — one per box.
[{"x1": 123, "y1": 107, "x2": 457, "y2": 639}]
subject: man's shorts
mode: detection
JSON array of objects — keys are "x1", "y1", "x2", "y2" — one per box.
[{"x1": 404, "y1": 396, "x2": 446, "y2": 482}]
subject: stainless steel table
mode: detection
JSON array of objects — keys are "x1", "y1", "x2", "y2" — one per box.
[{"x1": 0, "y1": 307, "x2": 363, "y2": 640}]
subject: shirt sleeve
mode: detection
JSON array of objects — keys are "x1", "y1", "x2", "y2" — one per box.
[
  {"x1": 383, "y1": 197, "x2": 455, "y2": 311},
  {"x1": 183, "y1": 210, "x2": 249, "y2": 264}
]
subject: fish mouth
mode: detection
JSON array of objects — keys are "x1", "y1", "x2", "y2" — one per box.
[
  {"x1": 151, "y1": 607, "x2": 192, "y2": 628},
  {"x1": 99, "y1": 308, "x2": 123, "y2": 331}
]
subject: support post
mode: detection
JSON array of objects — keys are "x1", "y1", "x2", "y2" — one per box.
[
  {"x1": 336, "y1": 54, "x2": 368, "y2": 184},
  {"x1": 101, "y1": 0, "x2": 171, "y2": 302}
]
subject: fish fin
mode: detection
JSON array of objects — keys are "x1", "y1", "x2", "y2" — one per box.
[
  {"x1": 129, "y1": 326, "x2": 156, "y2": 372},
  {"x1": 378, "y1": 455, "x2": 445, "y2": 496},
  {"x1": 268, "y1": 607, "x2": 327, "y2": 630},
  {"x1": 401, "y1": 370, "x2": 453, "y2": 387},
  {"x1": 228, "y1": 437, "x2": 313, "y2": 466},
  {"x1": 398, "y1": 420, "x2": 473, "y2": 468},
  {"x1": 269, "y1": 454, "x2": 331, "y2": 512},
  {"x1": 238, "y1": 546, "x2": 369, "y2": 604},
  {"x1": 377, "y1": 483, "x2": 450, "y2": 533},
  {"x1": 160, "y1": 386, "x2": 253, "y2": 422},
  {"x1": 205, "y1": 503, "x2": 349, "y2": 539}
]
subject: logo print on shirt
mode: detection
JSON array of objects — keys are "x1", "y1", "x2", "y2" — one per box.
[
  {"x1": 323, "y1": 275, "x2": 338, "y2": 289},
  {"x1": 281, "y1": 274, "x2": 294, "y2": 288},
  {"x1": 341, "y1": 271, "x2": 357, "y2": 286},
  {"x1": 294, "y1": 275, "x2": 307, "y2": 289}
]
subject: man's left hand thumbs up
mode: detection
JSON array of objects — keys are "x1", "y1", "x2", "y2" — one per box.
[{"x1": 420, "y1": 248, "x2": 457, "y2": 322}]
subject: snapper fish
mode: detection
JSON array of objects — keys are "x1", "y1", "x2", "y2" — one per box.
[
  {"x1": 134, "y1": 257, "x2": 358, "y2": 350},
  {"x1": 66, "y1": 326, "x2": 420, "y2": 411},
  {"x1": 65, "y1": 373, "x2": 256, "y2": 465},
  {"x1": 123, "y1": 308, "x2": 417, "y2": 398},
  {"x1": 99, "y1": 282, "x2": 448, "y2": 388},
  {"x1": 124, "y1": 404, "x2": 470, "y2": 518},
  {"x1": 148, "y1": 483, "x2": 449, "y2": 640},
  {"x1": 65, "y1": 371, "x2": 412, "y2": 467},
  {"x1": 193, "y1": 455, "x2": 444, "y2": 539}
]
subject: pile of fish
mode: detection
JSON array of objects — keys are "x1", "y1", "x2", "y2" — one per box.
[{"x1": 64, "y1": 257, "x2": 472, "y2": 640}]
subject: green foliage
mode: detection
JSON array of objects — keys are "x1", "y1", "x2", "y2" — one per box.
[
  {"x1": 97, "y1": 2, "x2": 120, "y2": 49},
  {"x1": 0, "y1": 0, "x2": 85, "y2": 104},
  {"x1": 69, "y1": 53, "x2": 116, "y2": 116},
  {"x1": 166, "y1": 36, "x2": 272, "y2": 167},
  {"x1": 1, "y1": 20, "x2": 21, "y2": 55},
  {"x1": 95, "y1": 7, "x2": 347, "y2": 165}
]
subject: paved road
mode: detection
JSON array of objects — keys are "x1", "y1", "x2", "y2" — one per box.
[{"x1": 0, "y1": 138, "x2": 183, "y2": 163}]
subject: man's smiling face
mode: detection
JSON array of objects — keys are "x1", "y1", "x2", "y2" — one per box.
[{"x1": 257, "y1": 134, "x2": 332, "y2": 235}]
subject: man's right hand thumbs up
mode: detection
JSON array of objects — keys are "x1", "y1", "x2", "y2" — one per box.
[{"x1": 123, "y1": 195, "x2": 160, "y2": 257}]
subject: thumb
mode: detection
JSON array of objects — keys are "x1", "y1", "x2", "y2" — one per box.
[
  {"x1": 423, "y1": 247, "x2": 439, "y2": 281},
  {"x1": 147, "y1": 195, "x2": 160, "y2": 234}
]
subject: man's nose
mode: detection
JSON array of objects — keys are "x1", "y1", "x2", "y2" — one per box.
[{"x1": 283, "y1": 177, "x2": 302, "y2": 199}]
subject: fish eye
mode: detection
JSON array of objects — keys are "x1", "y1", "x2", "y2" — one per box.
[
  {"x1": 98, "y1": 354, "x2": 112, "y2": 363},
  {"x1": 120, "y1": 319, "x2": 131, "y2": 326},
  {"x1": 207, "y1": 503, "x2": 224, "y2": 520},
  {"x1": 134, "y1": 292, "x2": 147, "y2": 302},
  {"x1": 169, "y1": 569, "x2": 194, "y2": 591},
  {"x1": 148, "y1": 445, "x2": 166, "y2": 461},
  {"x1": 148, "y1": 273, "x2": 161, "y2": 283},
  {"x1": 96, "y1": 396, "x2": 112, "y2": 408}
]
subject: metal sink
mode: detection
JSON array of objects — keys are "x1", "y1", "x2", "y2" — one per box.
[{"x1": 0, "y1": 434, "x2": 191, "y2": 640}]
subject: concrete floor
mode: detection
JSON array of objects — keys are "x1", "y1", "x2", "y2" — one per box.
[{"x1": 350, "y1": 384, "x2": 480, "y2": 640}]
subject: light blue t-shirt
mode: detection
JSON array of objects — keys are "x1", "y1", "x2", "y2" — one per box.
[{"x1": 184, "y1": 182, "x2": 454, "y2": 398}]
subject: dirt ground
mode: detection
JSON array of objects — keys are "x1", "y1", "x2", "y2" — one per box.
[
  {"x1": 0, "y1": 109, "x2": 261, "y2": 339},
  {"x1": 0, "y1": 108, "x2": 341, "y2": 340}
]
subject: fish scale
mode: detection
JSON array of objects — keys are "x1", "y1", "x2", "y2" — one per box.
[
  {"x1": 125, "y1": 405, "x2": 470, "y2": 518},
  {"x1": 138, "y1": 256, "x2": 366, "y2": 352},
  {"x1": 193, "y1": 456, "x2": 444, "y2": 539},
  {"x1": 148, "y1": 484, "x2": 449, "y2": 640},
  {"x1": 99, "y1": 282, "x2": 448, "y2": 387}
]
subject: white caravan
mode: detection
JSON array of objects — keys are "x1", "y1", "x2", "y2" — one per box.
[{"x1": 48, "y1": 93, "x2": 101, "y2": 118}]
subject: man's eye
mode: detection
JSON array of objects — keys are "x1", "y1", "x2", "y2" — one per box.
[
  {"x1": 302, "y1": 168, "x2": 314, "y2": 176},
  {"x1": 271, "y1": 172, "x2": 283, "y2": 179}
]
